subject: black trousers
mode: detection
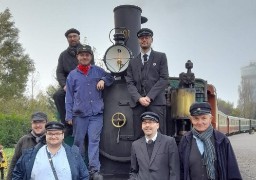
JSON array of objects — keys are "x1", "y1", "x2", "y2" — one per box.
[
  {"x1": 53, "y1": 88, "x2": 72, "y2": 136},
  {"x1": 132, "y1": 105, "x2": 166, "y2": 140},
  {"x1": 53, "y1": 88, "x2": 66, "y2": 123},
  {"x1": 0, "y1": 167, "x2": 4, "y2": 180}
]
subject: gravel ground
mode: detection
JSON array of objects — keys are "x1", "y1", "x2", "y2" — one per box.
[{"x1": 229, "y1": 133, "x2": 256, "y2": 180}]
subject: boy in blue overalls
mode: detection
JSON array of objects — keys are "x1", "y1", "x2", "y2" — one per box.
[{"x1": 65, "y1": 45, "x2": 114, "y2": 179}]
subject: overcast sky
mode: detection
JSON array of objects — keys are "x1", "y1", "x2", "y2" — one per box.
[{"x1": 1, "y1": 0, "x2": 255, "y2": 106}]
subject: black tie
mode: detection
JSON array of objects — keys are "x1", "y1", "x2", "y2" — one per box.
[
  {"x1": 148, "y1": 139, "x2": 153, "y2": 144},
  {"x1": 143, "y1": 54, "x2": 148, "y2": 64},
  {"x1": 146, "y1": 139, "x2": 154, "y2": 159}
]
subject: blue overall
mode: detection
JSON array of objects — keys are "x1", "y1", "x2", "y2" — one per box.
[{"x1": 65, "y1": 65, "x2": 114, "y2": 172}]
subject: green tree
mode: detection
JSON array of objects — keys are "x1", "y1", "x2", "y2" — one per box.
[
  {"x1": 0, "y1": 9, "x2": 34, "y2": 99},
  {"x1": 217, "y1": 98, "x2": 240, "y2": 116},
  {"x1": 45, "y1": 84, "x2": 58, "y2": 112},
  {"x1": 237, "y1": 78, "x2": 256, "y2": 118}
]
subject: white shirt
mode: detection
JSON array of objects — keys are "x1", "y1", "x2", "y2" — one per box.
[
  {"x1": 140, "y1": 48, "x2": 152, "y2": 64},
  {"x1": 145, "y1": 132, "x2": 158, "y2": 143},
  {"x1": 31, "y1": 145, "x2": 72, "y2": 180},
  {"x1": 193, "y1": 135, "x2": 204, "y2": 155}
]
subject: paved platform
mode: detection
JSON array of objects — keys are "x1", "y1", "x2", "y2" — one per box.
[{"x1": 229, "y1": 133, "x2": 256, "y2": 180}]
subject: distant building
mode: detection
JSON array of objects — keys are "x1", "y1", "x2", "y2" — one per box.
[
  {"x1": 241, "y1": 62, "x2": 256, "y2": 95},
  {"x1": 241, "y1": 62, "x2": 256, "y2": 80},
  {"x1": 239, "y1": 62, "x2": 256, "y2": 118}
]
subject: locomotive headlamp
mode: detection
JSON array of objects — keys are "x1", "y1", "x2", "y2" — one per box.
[
  {"x1": 103, "y1": 28, "x2": 133, "y2": 75},
  {"x1": 104, "y1": 45, "x2": 132, "y2": 74}
]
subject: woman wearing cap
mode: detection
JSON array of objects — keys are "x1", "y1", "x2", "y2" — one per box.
[{"x1": 179, "y1": 102, "x2": 242, "y2": 180}]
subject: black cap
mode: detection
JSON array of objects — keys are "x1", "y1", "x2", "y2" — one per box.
[
  {"x1": 190, "y1": 102, "x2": 212, "y2": 116},
  {"x1": 31, "y1": 112, "x2": 48, "y2": 121},
  {"x1": 65, "y1": 28, "x2": 80, "y2": 37},
  {"x1": 137, "y1": 28, "x2": 153, "y2": 38},
  {"x1": 77, "y1": 45, "x2": 93, "y2": 55},
  {"x1": 140, "y1": 112, "x2": 159, "y2": 123},
  {"x1": 45, "y1": 122, "x2": 65, "y2": 131}
]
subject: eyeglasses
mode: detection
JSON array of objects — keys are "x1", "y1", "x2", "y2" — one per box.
[
  {"x1": 139, "y1": 36, "x2": 151, "y2": 40},
  {"x1": 67, "y1": 34, "x2": 78, "y2": 39},
  {"x1": 142, "y1": 121, "x2": 156, "y2": 125},
  {"x1": 46, "y1": 132, "x2": 63, "y2": 137}
]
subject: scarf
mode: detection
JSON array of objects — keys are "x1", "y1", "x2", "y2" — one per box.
[
  {"x1": 67, "y1": 44, "x2": 81, "y2": 57},
  {"x1": 31, "y1": 131, "x2": 45, "y2": 143},
  {"x1": 77, "y1": 64, "x2": 91, "y2": 75},
  {"x1": 191, "y1": 125, "x2": 216, "y2": 179}
]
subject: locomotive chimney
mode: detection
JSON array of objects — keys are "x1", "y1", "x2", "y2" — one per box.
[{"x1": 113, "y1": 5, "x2": 147, "y2": 56}]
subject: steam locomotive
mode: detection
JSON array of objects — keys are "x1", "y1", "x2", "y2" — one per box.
[{"x1": 98, "y1": 5, "x2": 219, "y2": 179}]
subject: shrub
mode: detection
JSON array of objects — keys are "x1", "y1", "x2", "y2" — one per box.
[
  {"x1": 0, "y1": 87, "x2": 58, "y2": 147},
  {"x1": 0, "y1": 114, "x2": 30, "y2": 147}
]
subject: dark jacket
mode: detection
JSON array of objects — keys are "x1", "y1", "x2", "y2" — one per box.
[
  {"x1": 56, "y1": 48, "x2": 79, "y2": 88},
  {"x1": 12, "y1": 143, "x2": 89, "y2": 180},
  {"x1": 178, "y1": 130, "x2": 242, "y2": 180},
  {"x1": 129, "y1": 133, "x2": 180, "y2": 180},
  {"x1": 65, "y1": 65, "x2": 114, "y2": 120},
  {"x1": 125, "y1": 50, "x2": 169, "y2": 107},
  {"x1": 7, "y1": 132, "x2": 45, "y2": 180}
]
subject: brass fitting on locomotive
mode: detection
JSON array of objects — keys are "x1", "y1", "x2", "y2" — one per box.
[{"x1": 170, "y1": 60, "x2": 196, "y2": 141}]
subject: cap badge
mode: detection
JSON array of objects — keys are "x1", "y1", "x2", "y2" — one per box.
[{"x1": 153, "y1": 63, "x2": 156, "y2": 66}]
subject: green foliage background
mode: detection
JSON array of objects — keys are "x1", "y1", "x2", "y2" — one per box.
[
  {"x1": 0, "y1": 89, "x2": 58, "y2": 147},
  {"x1": 217, "y1": 98, "x2": 241, "y2": 116},
  {"x1": 0, "y1": 114, "x2": 30, "y2": 147},
  {"x1": 0, "y1": 8, "x2": 58, "y2": 148},
  {"x1": 0, "y1": 9, "x2": 34, "y2": 99}
]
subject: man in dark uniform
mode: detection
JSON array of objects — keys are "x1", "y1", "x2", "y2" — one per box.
[
  {"x1": 129, "y1": 112, "x2": 180, "y2": 180},
  {"x1": 125, "y1": 28, "x2": 169, "y2": 139},
  {"x1": 179, "y1": 102, "x2": 242, "y2": 180},
  {"x1": 53, "y1": 28, "x2": 81, "y2": 134}
]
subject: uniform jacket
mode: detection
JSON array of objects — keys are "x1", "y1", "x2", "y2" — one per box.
[
  {"x1": 12, "y1": 143, "x2": 89, "y2": 180},
  {"x1": 178, "y1": 130, "x2": 242, "y2": 180},
  {"x1": 56, "y1": 48, "x2": 79, "y2": 88},
  {"x1": 125, "y1": 50, "x2": 169, "y2": 108},
  {"x1": 7, "y1": 132, "x2": 45, "y2": 180},
  {"x1": 129, "y1": 133, "x2": 180, "y2": 180},
  {"x1": 0, "y1": 151, "x2": 8, "y2": 168},
  {"x1": 65, "y1": 65, "x2": 114, "y2": 120}
]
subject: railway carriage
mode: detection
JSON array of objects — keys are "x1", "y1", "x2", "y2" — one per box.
[
  {"x1": 239, "y1": 117, "x2": 250, "y2": 132},
  {"x1": 216, "y1": 112, "x2": 256, "y2": 135},
  {"x1": 250, "y1": 119, "x2": 256, "y2": 130},
  {"x1": 218, "y1": 111, "x2": 228, "y2": 134},
  {"x1": 227, "y1": 116, "x2": 240, "y2": 134}
]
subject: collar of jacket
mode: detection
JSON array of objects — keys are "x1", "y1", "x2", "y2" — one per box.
[
  {"x1": 184, "y1": 130, "x2": 225, "y2": 145},
  {"x1": 141, "y1": 132, "x2": 162, "y2": 143},
  {"x1": 137, "y1": 49, "x2": 155, "y2": 59}
]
